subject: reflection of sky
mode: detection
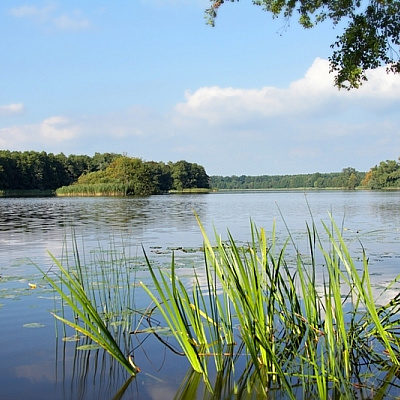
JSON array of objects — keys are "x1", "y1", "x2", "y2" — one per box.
[
  {"x1": 0, "y1": 191, "x2": 399, "y2": 399},
  {"x1": 1, "y1": 191, "x2": 399, "y2": 302}
]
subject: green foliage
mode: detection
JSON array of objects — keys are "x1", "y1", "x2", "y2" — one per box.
[
  {"x1": 362, "y1": 157, "x2": 400, "y2": 188},
  {"x1": 0, "y1": 150, "x2": 122, "y2": 192},
  {"x1": 56, "y1": 183, "x2": 131, "y2": 196},
  {"x1": 36, "y1": 249, "x2": 139, "y2": 376},
  {"x1": 142, "y1": 215, "x2": 400, "y2": 397},
  {"x1": 58, "y1": 157, "x2": 210, "y2": 196},
  {"x1": 205, "y1": 0, "x2": 400, "y2": 89},
  {"x1": 0, "y1": 151, "x2": 210, "y2": 196},
  {"x1": 211, "y1": 167, "x2": 365, "y2": 189},
  {"x1": 169, "y1": 160, "x2": 210, "y2": 191}
]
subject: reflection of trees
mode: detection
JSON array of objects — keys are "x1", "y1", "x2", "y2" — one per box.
[
  {"x1": 54, "y1": 329, "x2": 400, "y2": 400},
  {"x1": 0, "y1": 196, "x2": 209, "y2": 239},
  {"x1": 174, "y1": 352, "x2": 400, "y2": 400},
  {"x1": 55, "y1": 338, "x2": 139, "y2": 400}
]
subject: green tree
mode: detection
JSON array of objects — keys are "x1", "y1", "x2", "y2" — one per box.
[
  {"x1": 170, "y1": 161, "x2": 210, "y2": 190},
  {"x1": 106, "y1": 156, "x2": 141, "y2": 184},
  {"x1": 347, "y1": 173, "x2": 358, "y2": 189},
  {"x1": 366, "y1": 158, "x2": 400, "y2": 188},
  {"x1": 206, "y1": 0, "x2": 400, "y2": 89},
  {"x1": 65, "y1": 154, "x2": 92, "y2": 182},
  {"x1": 90, "y1": 152, "x2": 122, "y2": 172},
  {"x1": 145, "y1": 161, "x2": 173, "y2": 193}
]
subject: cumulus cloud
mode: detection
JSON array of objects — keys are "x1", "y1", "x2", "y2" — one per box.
[
  {"x1": 10, "y1": 3, "x2": 91, "y2": 31},
  {"x1": 1, "y1": 58, "x2": 399, "y2": 175},
  {"x1": 0, "y1": 107, "x2": 170, "y2": 155},
  {"x1": 175, "y1": 58, "x2": 400, "y2": 129},
  {"x1": 39, "y1": 116, "x2": 78, "y2": 141},
  {"x1": 9, "y1": 3, "x2": 55, "y2": 20},
  {"x1": 0, "y1": 103, "x2": 25, "y2": 115},
  {"x1": 171, "y1": 58, "x2": 400, "y2": 173},
  {"x1": 0, "y1": 116, "x2": 79, "y2": 150}
]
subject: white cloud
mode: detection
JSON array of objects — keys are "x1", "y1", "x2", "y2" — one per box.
[
  {"x1": 0, "y1": 107, "x2": 169, "y2": 154},
  {"x1": 0, "y1": 103, "x2": 25, "y2": 115},
  {"x1": 1, "y1": 58, "x2": 399, "y2": 175},
  {"x1": 0, "y1": 116, "x2": 79, "y2": 150},
  {"x1": 10, "y1": 3, "x2": 91, "y2": 31},
  {"x1": 9, "y1": 3, "x2": 56, "y2": 21},
  {"x1": 175, "y1": 58, "x2": 400, "y2": 129},
  {"x1": 39, "y1": 116, "x2": 78, "y2": 141},
  {"x1": 53, "y1": 12, "x2": 91, "y2": 31},
  {"x1": 170, "y1": 58, "x2": 400, "y2": 173}
]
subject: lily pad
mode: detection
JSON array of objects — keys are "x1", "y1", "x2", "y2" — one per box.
[
  {"x1": 110, "y1": 320, "x2": 127, "y2": 327},
  {"x1": 136, "y1": 326, "x2": 173, "y2": 336},
  {"x1": 76, "y1": 344, "x2": 102, "y2": 351},
  {"x1": 23, "y1": 322, "x2": 45, "y2": 328},
  {"x1": 62, "y1": 335, "x2": 82, "y2": 342}
]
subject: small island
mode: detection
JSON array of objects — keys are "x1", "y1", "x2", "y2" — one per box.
[{"x1": 0, "y1": 150, "x2": 399, "y2": 197}]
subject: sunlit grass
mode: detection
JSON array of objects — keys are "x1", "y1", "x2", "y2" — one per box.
[{"x1": 56, "y1": 183, "x2": 129, "y2": 196}]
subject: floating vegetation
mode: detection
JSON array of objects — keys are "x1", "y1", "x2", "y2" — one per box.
[
  {"x1": 35, "y1": 237, "x2": 140, "y2": 376},
  {"x1": 35, "y1": 214, "x2": 400, "y2": 398},
  {"x1": 137, "y1": 214, "x2": 400, "y2": 399},
  {"x1": 62, "y1": 335, "x2": 82, "y2": 342},
  {"x1": 23, "y1": 322, "x2": 45, "y2": 328}
]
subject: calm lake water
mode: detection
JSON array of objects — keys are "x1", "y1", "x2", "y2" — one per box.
[{"x1": 0, "y1": 191, "x2": 399, "y2": 399}]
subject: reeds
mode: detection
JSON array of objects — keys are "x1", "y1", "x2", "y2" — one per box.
[
  {"x1": 141, "y1": 214, "x2": 400, "y2": 398},
  {"x1": 36, "y1": 236, "x2": 139, "y2": 376},
  {"x1": 56, "y1": 183, "x2": 131, "y2": 196},
  {"x1": 37, "y1": 214, "x2": 400, "y2": 398}
]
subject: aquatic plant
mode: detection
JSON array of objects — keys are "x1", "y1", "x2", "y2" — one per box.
[
  {"x1": 36, "y1": 239, "x2": 139, "y2": 376},
  {"x1": 139, "y1": 214, "x2": 400, "y2": 398},
  {"x1": 37, "y1": 214, "x2": 400, "y2": 398},
  {"x1": 55, "y1": 182, "x2": 130, "y2": 196}
]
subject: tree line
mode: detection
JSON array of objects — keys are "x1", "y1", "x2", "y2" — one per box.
[
  {"x1": 1, "y1": 150, "x2": 399, "y2": 195},
  {"x1": 57, "y1": 157, "x2": 210, "y2": 196},
  {"x1": 0, "y1": 150, "x2": 210, "y2": 195},
  {"x1": 211, "y1": 159, "x2": 400, "y2": 190},
  {"x1": 210, "y1": 168, "x2": 366, "y2": 190},
  {"x1": 361, "y1": 158, "x2": 400, "y2": 189}
]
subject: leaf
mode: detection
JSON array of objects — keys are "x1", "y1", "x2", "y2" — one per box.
[
  {"x1": 135, "y1": 326, "x2": 172, "y2": 335},
  {"x1": 62, "y1": 335, "x2": 82, "y2": 342},
  {"x1": 110, "y1": 320, "x2": 126, "y2": 327},
  {"x1": 76, "y1": 344, "x2": 102, "y2": 351},
  {"x1": 23, "y1": 322, "x2": 45, "y2": 328}
]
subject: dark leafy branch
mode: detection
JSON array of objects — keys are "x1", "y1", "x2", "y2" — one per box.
[{"x1": 205, "y1": 0, "x2": 400, "y2": 89}]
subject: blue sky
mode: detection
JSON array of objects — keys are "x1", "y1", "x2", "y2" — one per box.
[{"x1": 1, "y1": 0, "x2": 399, "y2": 176}]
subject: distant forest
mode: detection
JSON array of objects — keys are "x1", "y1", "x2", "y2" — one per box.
[
  {"x1": 211, "y1": 169, "x2": 365, "y2": 190},
  {"x1": 211, "y1": 158, "x2": 400, "y2": 190},
  {"x1": 0, "y1": 150, "x2": 399, "y2": 195},
  {"x1": 0, "y1": 150, "x2": 210, "y2": 196}
]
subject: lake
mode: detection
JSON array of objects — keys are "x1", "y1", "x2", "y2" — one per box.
[{"x1": 0, "y1": 190, "x2": 399, "y2": 399}]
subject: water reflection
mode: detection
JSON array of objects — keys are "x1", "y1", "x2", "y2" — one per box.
[
  {"x1": 1, "y1": 191, "x2": 400, "y2": 399},
  {"x1": 52, "y1": 334, "x2": 400, "y2": 400}
]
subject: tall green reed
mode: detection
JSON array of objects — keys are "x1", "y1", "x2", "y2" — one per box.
[
  {"x1": 36, "y1": 236, "x2": 139, "y2": 376},
  {"x1": 141, "y1": 214, "x2": 400, "y2": 398},
  {"x1": 140, "y1": 250, "x2": 237, "y2": 389},
  {"x1": 37, "y1": 214, "x2": 400, "y2": 398}
]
